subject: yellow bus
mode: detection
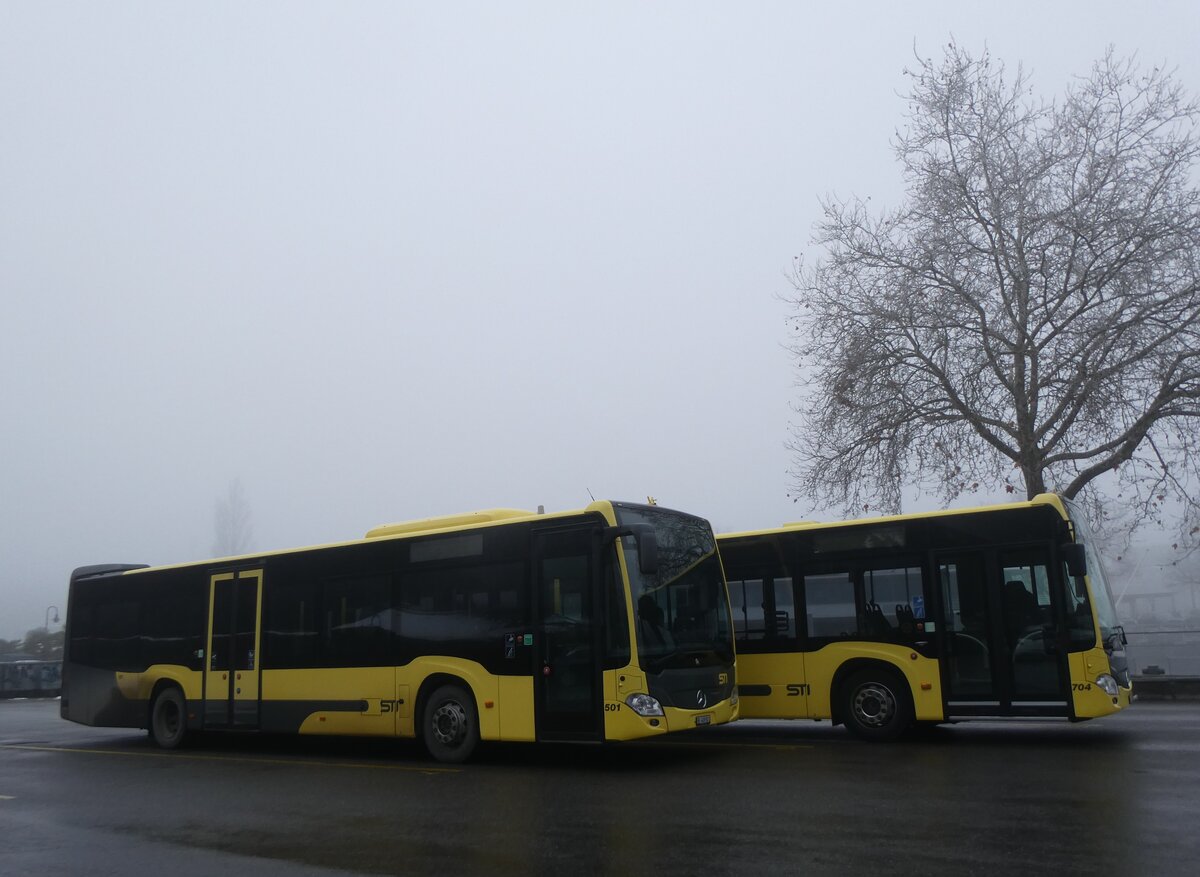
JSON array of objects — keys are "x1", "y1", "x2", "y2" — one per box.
[
  {"x1": 718, "y1": 494, "x2": 1131, "y2": 740},
  {"x1": 62, "y1": 501, "x2": 737, "y2": 762}
]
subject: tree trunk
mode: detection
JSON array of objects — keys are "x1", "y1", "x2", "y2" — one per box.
[{"x1": 1021, "y1": 453, "x2": 1047, "y2": 499}]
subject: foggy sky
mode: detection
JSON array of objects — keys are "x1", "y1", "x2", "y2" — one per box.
[{"x1": 3, "y1": 2, "x2": 1198, "y2": 640}]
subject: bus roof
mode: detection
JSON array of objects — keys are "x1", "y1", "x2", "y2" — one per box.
[
  {"x1": 719, "y1": 492, "x2": 1070, "y2": 540},
  {"x1": 78, "y1": 501, "x2": 620, "y2": 579},
  {"x1": 365, "y1": 508, "x2": 534, "y2": 538}
]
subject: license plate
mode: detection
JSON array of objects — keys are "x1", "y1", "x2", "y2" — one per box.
[{"x1": 695, "y1": 715, "x2": 712, "y2": 726}]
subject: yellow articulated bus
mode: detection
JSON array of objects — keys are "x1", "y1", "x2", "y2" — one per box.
[
  {"x1": 718, "y1": 494, "x2": 1131, "y2": 740},
  {"x1": 62, "y1": 501, "x2": 737, "y2": 762}
]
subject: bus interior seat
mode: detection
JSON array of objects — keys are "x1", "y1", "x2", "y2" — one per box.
[
  {"x1": 774, "y1": 609, "x2": 790, "y2": 637},
  {"x1": 865, "y1": 601, "x2": 892, "y2": 636}
]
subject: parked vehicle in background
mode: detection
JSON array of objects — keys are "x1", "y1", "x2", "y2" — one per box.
[{"x1": 719, "y1": 494, "x2": 1130, "y2": 740}]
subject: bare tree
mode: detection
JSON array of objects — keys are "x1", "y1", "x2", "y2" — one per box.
[
  {"x1": 212, "y1": 478, "x2": 254, "y2": 557},
  {"x1": 22, "y1": 627, "x2": 64, "y2": 660},
  {"x1": 788, "y1": 44, "x2": 1200, "y2": 546}
]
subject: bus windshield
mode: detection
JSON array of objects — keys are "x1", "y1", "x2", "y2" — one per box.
[
  {"x1": 1062, "y1": 497, "x2": 1122, "y2": 640},
  {"x1": 614, "y1": 504, "x2": 733, "y2": 672}
]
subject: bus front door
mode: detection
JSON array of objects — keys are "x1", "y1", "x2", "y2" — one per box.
[
  {"x1": 204, "y1": 569, "x2": 263, "y2": 729},
  {"x1": 937, "y1": 549, "x2": 1067, "y2": 716},
  {"x1": 533, "y1": 527, "x2": 603, "y2": 742}
]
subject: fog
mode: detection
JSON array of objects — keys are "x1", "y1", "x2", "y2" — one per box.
[{"x1": 3, "y1": 2, "x2": 1197, "y2": 640}]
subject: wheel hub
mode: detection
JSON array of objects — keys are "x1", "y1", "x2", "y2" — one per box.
[
  {"x1": 161, "y1": 703, "x2": 180, "y2": 735},
  {"x1": 431, "y1": 701, "x2": 468, "y2": 747},
  {"x1": 853, "y1": 682, "x2": 896, "y2": 728}
]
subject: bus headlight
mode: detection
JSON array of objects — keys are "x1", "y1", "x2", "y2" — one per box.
[
  {"x1": 625, "y1": 693, "x2": 665, "y2": 717},
  {"x1": 730, "y1": 686, "x2": 739, "y2": 706},
  {"x1": 1095, "y1": 674, "x2": 1119, "y2": 697}
]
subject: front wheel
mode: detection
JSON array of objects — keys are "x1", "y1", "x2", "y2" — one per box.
[
  {"x1": 423, "y1": 684, "x2": 479, "y2": 763},
  {"x1": 840, "y1": 668, "x2": 913, "y2": 742},
  {"x1": 149, "y1": 686, "x2": 188, "y2": 749}
]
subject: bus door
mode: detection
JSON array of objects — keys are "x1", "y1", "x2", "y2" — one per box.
[
  {"x1": 204, "y1": 569, "x2": 263, "y2": 729},
  {"x1": 996, "y1": 547, "x2": 1067, "y2": 710},
  {"x1": 936, "y1": 549, "x2": 1066, "y2": 715},
  {"x1": 532, "y1": 526, "x2": 603, "y2": 742}
]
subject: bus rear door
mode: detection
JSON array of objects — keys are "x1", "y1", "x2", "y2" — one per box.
[{"x1": 204, "y1": 569, "x2": 263, "y2": 729}]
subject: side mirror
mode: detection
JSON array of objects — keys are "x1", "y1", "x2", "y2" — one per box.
[
  {"x1": 1061, "y1": 543, "x2": 1087, "y2": 579},
  {"x1": 605, "y1": 524, "x2": 659, "y2": 576}
]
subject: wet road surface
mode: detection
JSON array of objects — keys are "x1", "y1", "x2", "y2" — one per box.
[{"x1": 2, "y1": 699, "x2": 1197, "y2": 875}]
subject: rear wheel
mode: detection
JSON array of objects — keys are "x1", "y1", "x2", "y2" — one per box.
[
  {"x1": 840, "y1": 668, "x2": 913, "y2": 742},
  {"x1": 423, "y1": 684, "x2": 479, "y2": 763},
  {"x1": 149, "y1": 686, "x2": 188, "y2": 749}
]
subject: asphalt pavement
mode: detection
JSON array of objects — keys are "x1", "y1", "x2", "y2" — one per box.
[{"x1": 2, "y1": 698, "x2": 1197, "y2": 875}]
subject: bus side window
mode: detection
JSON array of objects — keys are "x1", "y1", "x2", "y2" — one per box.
[
  {"x1": 863, "y1": 566, "x2": 925, "y2": 640},
  {"x1": 264, "y1": 577, "x2": 319, "y2": 669},
  {"x1": 142, "y1": 574, "x2": 205, "y2": 669},
  {"x1": 730, "y1": 578, "x2": 766, "y2": 642},
  {"x1": 322, "y1": 574, "x2": 393, "y2": 667},
  {"x1": 772, "y1": 578, "x2": 796, "y2": 641},
  {"x1": 804, "y1": 572, "x2": 857, "y2": 639}
]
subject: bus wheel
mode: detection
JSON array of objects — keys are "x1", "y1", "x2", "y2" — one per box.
[
  {"x1": 423, "y1": 684, "x2": 479, "y2": 763},
  {"x1": 149, "y1": 686, "x2": 188, "y2": 750},
  {"x1": 841, "y1": 668, "x2": 912, "y2": 742}
]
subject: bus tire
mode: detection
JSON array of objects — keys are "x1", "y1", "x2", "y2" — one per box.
[
  {"x1": 149, "y1": 686, "x2": 188, "y2": 750},
  {"x1": 423, "y1": 684, "x2": 479, "y2": 763},
  {"x1": 840, "y1": 667, "x2": 912, "y2": 742}
]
